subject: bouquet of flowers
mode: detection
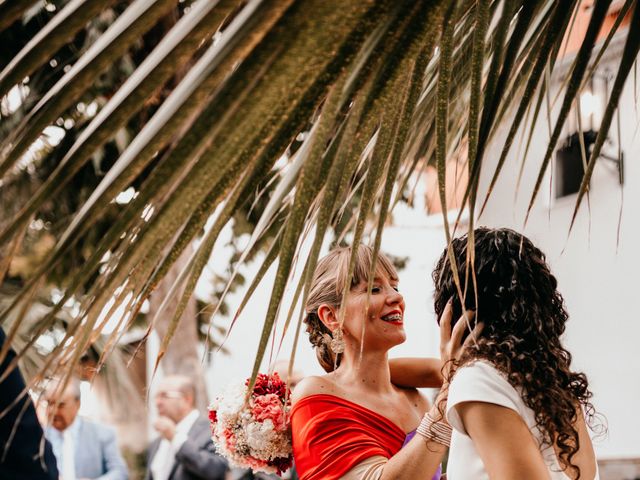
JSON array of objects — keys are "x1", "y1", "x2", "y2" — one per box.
[{"x1": 208, "y1": 372, "x2": 293, "y2": 475}]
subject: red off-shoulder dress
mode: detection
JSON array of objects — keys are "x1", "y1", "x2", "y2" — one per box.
[{"x1": 291, "y1": 394, "x2": 407, "y2": 480}]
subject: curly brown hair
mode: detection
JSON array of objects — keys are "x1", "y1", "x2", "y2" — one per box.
[{"x1": 433, "y1": 227, "x2": 598, "y2": 478}]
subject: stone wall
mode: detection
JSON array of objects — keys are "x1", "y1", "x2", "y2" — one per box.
[{"x1": 599, "y1": 458, "x2": 640, "y2": 480}]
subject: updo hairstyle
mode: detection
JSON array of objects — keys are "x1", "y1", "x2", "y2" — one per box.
[{"x1": 304, "y1": 245, "x2": 398, "y2": 372}]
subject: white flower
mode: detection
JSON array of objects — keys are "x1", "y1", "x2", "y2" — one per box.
[
  {"x1": 246, "y1": 420, "x2": 274, "y2": 451},
  {"x1": 216, "y1": 382, "x2": 246, "y2": 421},
  {"x1": 245, "y1": 419, "x2": 291, "y2": 460},
  {"x1": 208, "y1": 375, "x2": 293, "y2": 474}
]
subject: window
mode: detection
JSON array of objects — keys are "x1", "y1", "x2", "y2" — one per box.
[{"x1": 554, "y1": 130, "x2": 596, "y2": 198}]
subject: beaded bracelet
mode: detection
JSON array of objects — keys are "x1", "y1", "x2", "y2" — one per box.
[{"x1": 416, "y1": 411, "x2": 452, "y2": 447}]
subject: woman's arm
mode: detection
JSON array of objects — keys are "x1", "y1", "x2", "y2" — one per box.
[
  {"x1": 389, "y1": 301, "x2": 479, "y2": 389},
  {"x1": 378, "y1": 431, "x2": 448, "y2": 480},
  {"x1": 378, "y1": 306, "x2": 480, "y2": 480},
  {"x1": 377, "y1": 390, "x2": 449, "y2": 480},
  {"x1": 389, "y1": 357, "x2": 443, "y2": 388},
  {"x1": 456, "y1": 401, "x2": 551, "y2": 480}
]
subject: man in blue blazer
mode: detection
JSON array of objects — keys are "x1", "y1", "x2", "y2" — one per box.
[{"x1": 43, "y1": 378, "x2": 128, "y2": 480}]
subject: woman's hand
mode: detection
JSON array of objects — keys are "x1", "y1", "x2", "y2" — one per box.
[
  {"x1": 425, "y1": 302, "x2": 482, "y2": 424},
  {"x1": 388, "y1": 302, "x2": 482, "y2": 389},
  {"x1": 439, "y1": 299, "x2": 482, "y2": 375}
]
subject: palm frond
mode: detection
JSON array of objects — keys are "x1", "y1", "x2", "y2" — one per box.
[
  {"x1": 0, "y1": 0, "x2": 636, "y2": 380},
  {"x1": 570, "y1": 2, "x2": 640, "y2": 229},
  {"x1": 526, "y1": 0, "x2": 613, "y2": 222}
]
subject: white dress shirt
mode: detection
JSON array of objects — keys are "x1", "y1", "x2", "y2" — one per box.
[
  {"x1": 62, "y1": 428, "x2": 76, "y2": 480},
  {"x1": 49, "y1": 418, "x2": 80, "y2": 480}
]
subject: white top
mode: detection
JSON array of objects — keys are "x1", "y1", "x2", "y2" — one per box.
[{"x1": 445, "y1": 361, "x2": 599, "y2": 480}]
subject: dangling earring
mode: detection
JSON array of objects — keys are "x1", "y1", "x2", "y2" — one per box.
[{"x1": 329, "y1": 328, "x2": 345, "y2": 354}]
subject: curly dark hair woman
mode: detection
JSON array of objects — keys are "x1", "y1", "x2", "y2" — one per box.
[{"x1": 432, "y1": 227, "x2": 600, "y2": 480}]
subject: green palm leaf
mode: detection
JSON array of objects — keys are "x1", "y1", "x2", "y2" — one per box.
[
  {"x1": 0, "y1": 0, "x2": 636, "y2": 379},
  {"x1": 526, "y1": 0, "x2": 613, "y2": 222},
  {"x1": 570, "y1": 2, "x2": 640, "y2": 229},
  {"x1": 0, "y1": 0, "x2": 179, "y2": 176}
]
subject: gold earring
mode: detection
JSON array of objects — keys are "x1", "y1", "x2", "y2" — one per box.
[{"x1": 329, "y1": 328, "x2": 345, "y2": 354}]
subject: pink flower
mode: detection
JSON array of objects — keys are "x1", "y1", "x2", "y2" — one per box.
[
  {"x1": 222, "y1": 427, "x2": 236, "y2": 451},
  {"x1": 245, "y1": 456, "x2": 268, "y2": 471},
  {"x1": 252, "y1": 394, "x2": 287, "y2": 431}
]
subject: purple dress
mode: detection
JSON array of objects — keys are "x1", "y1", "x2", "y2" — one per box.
[{"x1": 402, "y1": 430, "x2": 442, "y2": 480}]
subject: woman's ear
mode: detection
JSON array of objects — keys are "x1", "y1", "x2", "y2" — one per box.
[{"x1": 317, "y1": 304, "x2": 339, "y2": 331}]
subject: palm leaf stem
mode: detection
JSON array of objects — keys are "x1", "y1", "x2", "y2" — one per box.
[
  {"x1": 526, "y1": 0, "x2": 613, "y2": 222},
  {"x1": 0, "y1": 0, "x2": 179, "y2": 177},
  {"x1": 569, "y1": 1, "x2": 640, "y2": 229},
  {"x1": 0, "y1": 0, "x2": 120, "y2": 99},
  {"x1": 247, "y1": 76, "x2": 351, "y2": 392}
]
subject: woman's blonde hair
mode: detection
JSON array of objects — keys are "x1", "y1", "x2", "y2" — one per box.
[{"x1": 304, "y1": 244, "x2": 398, "y2": 372}]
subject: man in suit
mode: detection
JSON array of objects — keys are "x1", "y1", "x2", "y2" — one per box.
[
  {"x1": 0, "y1": 327, "x2": 58, "y2": 479},
  {"x1": 43, "y1": 377, "x2": 128, "y2": 480},
  {"x1": 146, "y1": 375, "x2": 228, "y2": 480}
]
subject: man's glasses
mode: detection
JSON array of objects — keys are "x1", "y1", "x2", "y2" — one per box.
[
  {"x1": 40, "y1": 399, "x2": 74, "y2": 409},
  {"x1": 154, "y1": 391, "x2": 184, "y2": 400}
]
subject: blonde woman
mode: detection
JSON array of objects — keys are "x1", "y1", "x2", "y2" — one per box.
[{"x1": 290, "y1": 245, "x2": 476, "y2": 480}]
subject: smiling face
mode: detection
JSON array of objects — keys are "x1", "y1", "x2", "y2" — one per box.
[
  {"x1": 339, "y1": 274, "x2": 407, "y2": 351},
  {"x1": 305, "y1": 245, "x2": 404, "y2": 371}
]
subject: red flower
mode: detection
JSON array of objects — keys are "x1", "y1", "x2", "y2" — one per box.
[
  {"x1": 208, "y1": 409, "x2": 217, "y2": 424},
  {"x1": 248, "y1": 372, "x2": 290, "y2": 400},
  {"x1": 268, "y1": 455, "x2": 293, "y2": 475}
]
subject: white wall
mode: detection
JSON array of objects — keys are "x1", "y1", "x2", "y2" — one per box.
[{"x1": 476, "y1": 40, "x2": 640, "y2": 459}]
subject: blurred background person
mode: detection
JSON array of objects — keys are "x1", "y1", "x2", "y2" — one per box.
[
  {"x1": 0, "y1": 326, "x2": 58, "y2": 480},
  {"x1": 43, "y1": 377, "x2": 128, "y2": 480},
  {"x1": 273, "y1": 359, "x2": 303, "y2": 392},
  {"x1": 146, "y1": 375, "x2": 228, "y2": 480}
]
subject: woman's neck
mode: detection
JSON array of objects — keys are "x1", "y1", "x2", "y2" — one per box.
[{"x1": 332, "y1": 348, "x2": 394, "y2": 394}]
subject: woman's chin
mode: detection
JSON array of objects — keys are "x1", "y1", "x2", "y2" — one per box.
[{"x1": 386, "y1": 331, "x2": 407, "y2": 347}]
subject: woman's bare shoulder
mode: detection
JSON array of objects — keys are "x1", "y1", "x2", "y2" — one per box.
[{"x1": 291, "y1": 374, "x2": 339, "y2": 405}]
